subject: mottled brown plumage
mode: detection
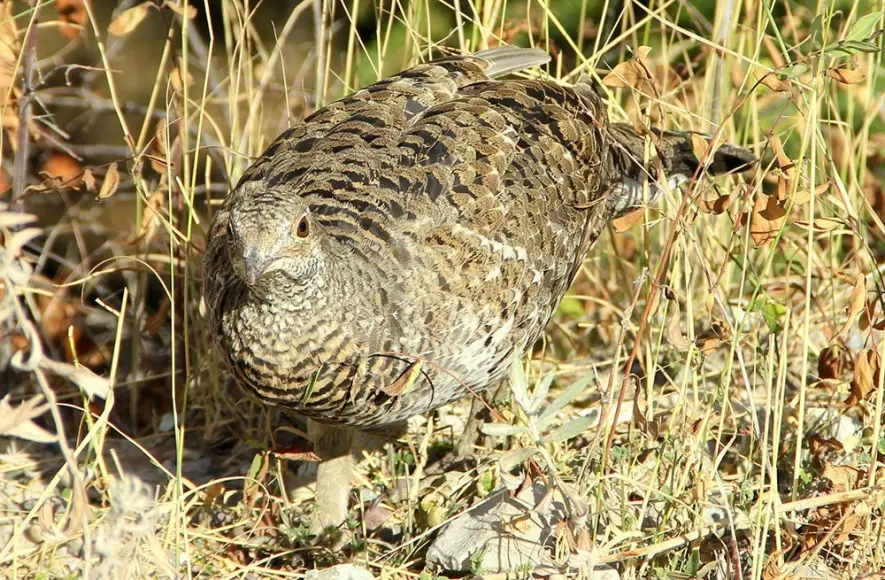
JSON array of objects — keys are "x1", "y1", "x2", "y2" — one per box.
[{"x1": 203, "y1": 47, "x2": 755, "y2": 431}]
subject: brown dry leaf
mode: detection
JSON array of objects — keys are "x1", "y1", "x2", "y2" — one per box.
[
  {"x1": 808, "y1": 434, "x2": 843, "y2": 459},
  {"x1": 664, "y1": 298, "x2": 692, "y2": 350},
  {"x1": 611, "y1": 208, "x2": 645, "y2": 232},
  {"x1": 792, "y1": 182, "x2": 829, "y2": 205},
  {"x1": 761, "y1": 549, "x2": 787, "y2": 580},
  {"x1": 827, "y1": 67, "x2": 865, "y2": 85},
  {"x1": 170, "y1": 66, "x2": 193, "y2": 93},
  {"x1": 695, "y1": 334, "x2": 722, "y2": 355},
  {"x1": 602, "y1": 46, "x2": 653, "y2": 91},
  {"x1": 133, "y1": 188, "x2": 167, "y2": 243},
  {"x1": 162, "y1": 1, "x2": 197, "y2": 18},
  {"x1": 381, "y1": 360, "x2": 423, "y2": 397},
  {"x1": 757, "y1": 71, "x2": 791, "y2": 92},
  {"x1": 151, "y1": 119, "x2": 169, "y2": 174},
  {"x1": 54, "y1": 0, "x2": 86, "y2": 40},
  {"x1": 81, "y1": 168, "x2": 97, "y2": 192},
  {"x1": 847, "y1": 348, "x2": 881, "y2": 405},
  {"x1": 0, "y1": 2, "x2": 20, "y2": 140},
  {"x1": 0, "y1": 395, "x2": 55, "y2": 444},
  {"x1": 697, "y1": 191, "x2": 734, "y2": 214},
  {"x1": 690, "y1": 133, "x2": 709, "y2": 162},
  {"x1": 770, "y1": 135, "x2": 793, "y2": 170},
  {"x1": 142, "y1": 296, "x2": 171, "y2": 335},
  {"x1": 835, "y1": 273, "x2": 867, "y2": 338},
  {"x1": 750, "y1": 193, "x2": 787, "y2": 246},
  {"x1": 632, "y1": 381, "x2": 662, "y2": 440},
  {"x1": 817, "y1": 345, "x2": 846, "y2": 380},
  {"x1": 97, "y1": 162, "x2": 120, "y2": 199},
  {"x1": 795, "y1": 217, "x2": 842, "y2": 232},
  {"x1": 834, "y1": 512, "x2": 862, "y2": 544},
  {"x1": 24, "y1": 175, "x2": 65, "y2": 195},
  {"x1": 108, "y1": 2, "x2": 151, "y2": 37},
  {"x1": 822, "y1": 462, "x2": 862, "y2": 493}
]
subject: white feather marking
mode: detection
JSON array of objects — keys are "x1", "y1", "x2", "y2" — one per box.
[{"x1": 452, "y1": 223, "x2": 529, "y2": 262}]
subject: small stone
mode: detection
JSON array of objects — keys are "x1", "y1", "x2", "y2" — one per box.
[{"x1": 304, "y1": 564, "x2": 374, "y2": 580}]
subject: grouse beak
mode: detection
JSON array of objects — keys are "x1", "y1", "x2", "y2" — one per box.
[{"x1": 243, "y1": 251, "x2": 271, "y2": 286}]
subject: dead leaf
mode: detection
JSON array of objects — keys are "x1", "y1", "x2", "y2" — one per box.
[
  {"x1": 162, "y1": 1, "x2": 197, "y2": 18},
  {"x1": 0, "y1": 2, "x2": 21, "y2": 142},
  {"x1": 822, "y1": 462, "x2": 861, "y2": 493},
  {"x1": 836, "y1": 273, "x2": 867, "y2": 338},
  {"x1": 611, "y1": 208, "x2": 645, "y2": 232},
  {"x1": 632, "y1": 380, "x2": 662, "y2": 440},
  {"x1": 696, "y1": 335, "x2": 722, "y2": 355},
  {"x1": 24, "y1": 175, "x2": 65, "y2": 195},
  {"x1": 750, "y1": 193, "x2": 787, "y2": 246},
  {"x1": 151, "y1": 119, "x2": 169, "y2": 174},
  {"x1": 770, "y1": 135, "x2": 793, "y2": 171},
  {"x1": 141, "y1": 296, "x2": 170, "y2": 335},
  {"x1": 382, "y1": 360, "x2": 424, "y2": 397},
  {"x1": 792, "y1": 182, "x2": 829, "y2": 205},
  {"x1": 170, "y1": 66, "x2": 193, "y2": 93},
  {"x1": 847, "y1": 348, "x2": 881, "y2": 405},
  {"x1": 108, "y1": 3, "x2": 151, "y2": 37},
  {"x1": 603, "y1": 46, "x2": 653, "y2": 92},
  {"x1": 97, "y1": 162, "x2": 120, "y2": 199},
  {"x1": 818, "y1": 345, "x2": 847, "y2": 380},
  {"x1": 130, "y1": 188, "x2": 166, "y2": 243},
  {"x1": 696, "y1": 191, "x2": 735, "y2": 214},
  {"x1": 81, "y1": 169, "x2": 97, "y2": 192},
  {"x1": 812, "y1": 217, "x2": 842, "y2": 232},
  {"x1": 39, "y1": 358, "x2": 111, "y2": 400},
  {"x1": 0, "y1": 395, "x2": 55, "y2": 443},
  {"x1": 834, "y1": 512, "x2": 862, "y2": 544},
  {"x1": 757, "y1": 71, "x2": 791, "y2": 92},
  {"x1": 664, "y1": 296, "x2": 692, "y2": 350},
  {"x1": 54, "y1": 0, "x2": 86, "y2": 40},
  {"x1": 827, "y1": 67, "x2": 865, "y2": 85},
  {"x1": 690, "y1": 133, "x2": 709, "y2": 163}
]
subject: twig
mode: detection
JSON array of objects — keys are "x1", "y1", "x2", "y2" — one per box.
[{"x1": 12, "y1": 1, "x2": 40, "y2": 204}]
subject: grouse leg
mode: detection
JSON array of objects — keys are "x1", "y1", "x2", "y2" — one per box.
[
  {"x1": 308, "y1": 419, "x2": 356, "y2": 537},
  {"x1": 456, "y1": 379, "x2": 508, "y2": 457}
]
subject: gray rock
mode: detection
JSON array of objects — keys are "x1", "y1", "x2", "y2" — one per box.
[{"x1": 305, "y1": 564, "x2": 374, "y2": 580}]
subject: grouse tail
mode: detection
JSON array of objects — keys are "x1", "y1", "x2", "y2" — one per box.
[{"x1": 606, "y1": 123, "x2": 757, "y2": 218}]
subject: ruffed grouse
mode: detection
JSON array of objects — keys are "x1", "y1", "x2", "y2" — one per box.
[{"x1": 203, "y1": 46, "x2": 756, "y2": 533}]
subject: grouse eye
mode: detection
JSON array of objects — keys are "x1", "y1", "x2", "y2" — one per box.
[{"x1": 295, "y1": 216, "x2": 310, "y2": 238}]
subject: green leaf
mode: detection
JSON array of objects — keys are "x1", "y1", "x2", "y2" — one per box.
[
  {"x1": 498, "y1": 446, "x2": 540, "y2": 472},
  {"x1": 822, "y1": 39, "x2": 883, "y2": 58},
  {"x1": 508, "y1": 358, "x2": 531, "y2": 411},
  {"x1": 749, "y1": 295, "x2": 787, "y2": 332},
  {"x1": 781, "y1": 63, "x2": 808, "y2": 79},
  {"x1": 541, "y1": 415, "x2": 593, "y2": 442},
  {"x1": 480, "y1": 422, "x2": 528, "y2": 437},
  {"x1": 846, "y1": 12, "x2": 884, "y2": 42},
  {"x1": 537, "y1": 373, "x2": 594, "y2": 427},
  {"x1": 822, "y1": 13, "x2": 884, "y2": 58},
  {"x1": 247, "y1": 452, "x2": 265, "y2": 481},
  {"x1": 529, "y1": 372, "x2": 556, "y2": 413}
]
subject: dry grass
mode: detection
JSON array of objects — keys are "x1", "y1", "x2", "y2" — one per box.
[{"x1": 1, "y1": 0, "x2": 884, "y2": 578}]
